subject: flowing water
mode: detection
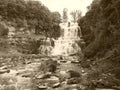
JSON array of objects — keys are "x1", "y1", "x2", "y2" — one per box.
[
  {"x1": 0, "y1": 22, "x2": 83, "y2": 90},
  {"x1": 52, "y1": 22, "x2": 82, "y2": 56},
  {"x1": 38, "y1": 22, "x2": 82, "y2": 56}
]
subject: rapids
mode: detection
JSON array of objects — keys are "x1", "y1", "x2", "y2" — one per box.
[{"x1": 52, "y1": 22, "x2": 82, "y2": 56}]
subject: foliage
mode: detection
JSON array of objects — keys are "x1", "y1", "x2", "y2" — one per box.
[
  {"x1": 48, "y1": 12, "x2": 61, "y2": 38},
  {"x1": 78, "y1": 0, "x2": 120, "y2": 86},
  {"x1": 78, "y1": 0, "x2": 120, "y2": 58},
  {"x1": 0, "y1": 0, "x2": 61, "y2": 38}
]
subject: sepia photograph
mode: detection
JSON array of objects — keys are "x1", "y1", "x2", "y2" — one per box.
[{"x1": 0, "y1": 0, "x2": 120, "y2": 90}]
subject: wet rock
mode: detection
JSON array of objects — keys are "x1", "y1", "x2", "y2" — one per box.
[
  {"x1": 26, "y1": 61, "x2": 32, "y2": 64},
  {"x1": 96, "y1": 89, "x2": 115, "y2": 90},
  {"x1": 52, "y1": 82, "x2": 61, "y2": 88},
  {"x1": 8, "y1": 79, "x2": 15, "y2": 84},
  {"x1": 16, "y1": 69, "x2": 29, "y2": 76},
  {"x1": 81, "y1": 70, "x2": 85, "y2": 73},
  {"x1": 38, "y1": 76, "x2": 59, "y2": 88},
  {"x1": 63, "y1": 84, "x2": 81, "y2": 90},
  {"x1": 81, "y1": 61, "x2": 91, "y2": 68},
  {"x1": 21, "y1": 72, "x2": 32, "y2": 77},
  {"x1": 95, "y1": 76, "x2": 120, "y2": 89},
  {"x1": 37, "y1": 85, "x2": 47, "y2": 89},
  {"x1": 66, "y1": 61, "x2": 72, "y2": 64},
  {"x1": 46, "y1": 76, "x2": 59, "y2": 83},
  {"x1": 39, "y1": 59, "x2": 57, "y2": 73},
  {"x1": 79, "y1": 85, "x2": 87, "y2": 90},
  {"x1": 71, "y1": 60, "x2": 79, "y2": 64},
  {"x1": 0, "y1": 66, "x2": 8, "y2": 70},
  {"x1": 36, "y1": 72, "x2": 51, "y2": 79},
  {"x1": 34, "y1": 59, "x2": 40, "y2": 62},
  {"x1": 59, "y1": 71, "x2": 71, "y2": 81},
  {"x1": 82, "y1": 82, "x2": 96, "y2": 90},
  {"x1": 0, "y1": 69, "x2": 10, "y2": 74},
  {"x1": 67, "y1": 78, "x2": 81, "y2": 84},
  {"x1": 60, "y1": 60, "x2": 67, "y2": 63},
  {"x1": 59, "y1": 56, "x2": 64, "y2": 60},
  {"x1": 67, "y1": 70, "x2": 81, "y2": 78},
  {"x1": 0, "y1": 85, "x2": 16, "y2": 90},
  {"x1": 17, "y1": 76, "x2": 31, "y2": 90}
]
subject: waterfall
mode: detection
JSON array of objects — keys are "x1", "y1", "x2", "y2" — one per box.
[{"x1": 52, "y1": 22, "x2": 82, "y2": 56}]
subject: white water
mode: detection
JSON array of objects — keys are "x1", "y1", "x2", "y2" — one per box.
[{"x1": 52, "y1": 22, "x2": 82, "y2": 56}]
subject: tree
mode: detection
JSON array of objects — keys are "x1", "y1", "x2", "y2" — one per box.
[
  {"x1": 47, "y1": 12, "x2": 61, "y2": 38},
  {"x1": 62, "y1": 8, "x2": 68, "y2": 23},
  {"x1": 51, "y1": 12, "x2": 61, "y2": 25},
  {"x1": 78, "y1": 0, "x2": 120, "y2": 58},
  {"x1": 70, "y1": 10, "x2": 82, "y2": 23},
  {"x1": 77, "y1": 0, "x2": 120, "y2": 83},
  {"x1": 0, "y1": 0, "x2": 61, "y2": 38}
]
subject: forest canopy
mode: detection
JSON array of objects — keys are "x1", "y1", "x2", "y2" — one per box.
[
  {"x1": 0, "y1": 0, "x2": 61, "y2": 38},
  {"x1": 78, "y1": 0, "x2": 120, "y2": 58}
]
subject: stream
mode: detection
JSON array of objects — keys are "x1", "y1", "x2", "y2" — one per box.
[{"x1": 0, "y1": 56, "x2": 84, "y2": 90}]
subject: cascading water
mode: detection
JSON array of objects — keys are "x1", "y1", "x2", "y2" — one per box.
[{"x1": 52, "y1": 22, "x2": 82, "y2": 56}]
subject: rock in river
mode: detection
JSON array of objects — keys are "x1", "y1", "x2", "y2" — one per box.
[
  {"x1": 67, "y1": 78, "x2": 81, "y2": 84},
  {"x1": 0, "y1": 69, "x2": 10, "y2": 74},
  {"x1": 52, "y1": 82, "x2": 61, "y2": 88},
  {"x1": 67, "y1": 70, "x2": 81, "y2": 78}
]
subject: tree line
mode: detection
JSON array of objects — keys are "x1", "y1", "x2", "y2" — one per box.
[
  {"x1": 78, "y1": 0, "x2": 120, "y2": 58},
  {"x1": 0, "y1": 0, "x2": 61, "y2": 38}
]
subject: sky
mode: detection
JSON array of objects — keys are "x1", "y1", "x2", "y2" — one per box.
[{"x1": 39, "y1": 0, "x2": 93, "y2": 16}]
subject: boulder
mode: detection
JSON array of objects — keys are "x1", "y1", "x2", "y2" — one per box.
[
  {"x1": 67, "y1": 70, "x2": 81, "y2": 78},
  {"x1": 39, "y1": 59, "x2": 57, "y2": 73},
  {"x1": 36, "y1": 72, "x2": 51, "y2": 79},
  {"x1": 60, "y1": 60, "x2": 67, "y2": 63},
  {"x1": 44, "y1": 76, "x2": 60, "y2": 87},
  {"x1": 67, "y1": 78, "x2": 81, "y2": 84},
  {"x1": 96, "y1": 89, "x2": 115, "y2": 90},
  {"x1": 71, "y1": 60, "x2": 80, "y2": 64},
  {"x1": 21, "y1": 72, "x2": 32, "y2": 77},
  {"x1": 0, "y1": 66, "x2": 8, "y2": 70},
  {"x1": 46, "y1": 76, "x2": 59, "y2": 83},
  {"x1": 52, "y1": 82, "x2": 61, "y2": 88},
  {"x1": 0, "y1": 69, "x2": 10, "y2": 74},
  {"x1": 37, "y1": 85, "x2": 47, "y2": 89},
  {"x1": 59, "y1": 71, "x2": 71, "y2": 81},
  {"x1": 63, "y1": 84, "x2": 82, "y2": 90}
]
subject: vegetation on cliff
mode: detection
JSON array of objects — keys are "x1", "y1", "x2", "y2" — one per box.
[
  {"x1": 0, "y1": 0, "x2": 61, "y2": 55},
  {"x1": 0, "y1": 0, "x2": 61, "y2": 38},
  {"x1": 78, "y1": 0, "x2": 120, "y2": 88},
  {"x1": 78, "y1": 0, "x2": 120, "y2": 58}
]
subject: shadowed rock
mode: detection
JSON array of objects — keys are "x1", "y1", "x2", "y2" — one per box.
[
  {"x1": 67, "y1": 70, "x2": 81, "y2": 78},
  {"x1": 39, "y1": 59, "x2": 57, "y2": 73}
]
